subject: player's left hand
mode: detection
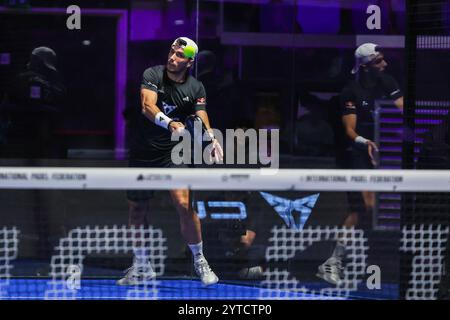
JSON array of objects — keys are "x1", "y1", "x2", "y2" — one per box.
[{"x1": 209, "y1": 138, "x2": 224, "y2": 163}]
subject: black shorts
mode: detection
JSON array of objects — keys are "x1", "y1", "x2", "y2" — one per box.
[{"x1": 126, "y1": 156, "x2": 188, "y2": 201}]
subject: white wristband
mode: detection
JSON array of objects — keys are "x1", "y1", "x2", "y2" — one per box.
[
  {"x1": 354, "y1": 136, "x2": 369, "y2": 145},
  {"x1": 154, "y1": 112, "x2": 173, "y2": 130}
]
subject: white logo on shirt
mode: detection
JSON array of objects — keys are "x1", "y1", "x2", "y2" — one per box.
[
  {"x1": 183, "y1": 96, "x2": 190, "y2": 102},
  {"x1": 362, "y1": 101, "x2": 369, "y2": 107},
  {"x1": 162, "y1": 101, "x2": 177, "y2": 114}
]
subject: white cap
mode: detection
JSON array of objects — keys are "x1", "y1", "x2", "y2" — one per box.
[
  {"x1": 351, "y1": 43, "x2": 381, "y2": 74},
  {"x1": 171, "y1": 37, "x2": 198, "y2": 59}
]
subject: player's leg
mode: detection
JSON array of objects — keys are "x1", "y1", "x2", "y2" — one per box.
[
  {"x1": 237, "y1": 230, "x2": 265, "y2": 280},
  {"x1": 117, "y1": 189, "x2": 156, "y2": 285},
  {"x1": 317, "y1": 147, "x2": 372, "y2": 285},
  {"x1": 170, "y1": 188, "x2": 218, "y2": 286},
  {"x1": 170, "y1": 189, "x2": 202, "y2": 244}
]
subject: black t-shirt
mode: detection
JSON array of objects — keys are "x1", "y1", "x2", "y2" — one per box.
[
  {"x1": 340, "y1": 72, "x2": 402, "y2": 140},
  {"x1": 128, "y1": 65, "x2": 207, "y2": 159}
]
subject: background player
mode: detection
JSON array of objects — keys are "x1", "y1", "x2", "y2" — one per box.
[{"x1": 317, "y1": 43, "x2": 404, "y2": 285}]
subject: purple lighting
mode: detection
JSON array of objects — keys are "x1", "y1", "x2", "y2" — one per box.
[
  {"x1": 130, "y1": 9, "x2": 162, "y2": 41},
  {"x1": 415, "y1": 109, "x2": 449, "y2": 115},
  {"x1": 380, "y1": 147, "x2": 402, "y2": 152},
  {"x1": 379, "y1": 194, "x2": 401, "y2": 200},
  {"x1": 380, "y1": 138, "x2": 402, "y2": 143},
  {"x1": 380, "y1": 156, "x2": 402, "y2": 162},
  {"x1": 414, "y1": 119, "x2": 443, "y2": 125},
  {"x1": 296, "y1": 4, "x2": 340, "y2": 34},
  {"x1": 380, "y1": 118, "x2": 402, "y2": 124},
  {"x1": 115, "y1": 10, "x2": 128, "y2": 159}
]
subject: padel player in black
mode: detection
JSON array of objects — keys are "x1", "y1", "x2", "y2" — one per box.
[
  {"x1": 316, "y1": 43, "x2": 404, "y2": 285},
  {"x1": 118, "y1": 37, "x2": 223, "y2": 287}
]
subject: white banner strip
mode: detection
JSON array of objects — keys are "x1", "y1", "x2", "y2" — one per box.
[{"x1": 0, "y1": 167, "x2": 450, "y2": 192}]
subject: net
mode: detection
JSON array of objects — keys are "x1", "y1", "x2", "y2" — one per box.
[{"x1": 0, "y1": 167, "x2": 449, "y2": 300}]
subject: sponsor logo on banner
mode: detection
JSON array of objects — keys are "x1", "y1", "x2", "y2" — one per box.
[
  {"x1": 260, "y1": 192, "x2": 320, "y2": 230},
  {"x1": 51, "y1": 173, "x2": 86, "y2": 181},
  {"x1": 369, "y1": 175, "x2": 403, "y2": 183},
  {"x1": 137, "y1": 174, "x2": 172, "y2": 181},
  {"x1": 31, "y1": 173, "x2": 49, "y2": 180},
  {"x1": 221, "y1": 174, "x2": 250, "y2": 182},
  {"x1": 0, "y1": 172, "x2": 29, "y2": 180},
  {"x1": 0, "y1": 172, "x2": 86, "y2": 182},
  {"x1": 304, "y1": 175, "x2": 403, "y2": 184},
  {"x1": 305, "y1": 175, "x2": 347, "y2": 182}
]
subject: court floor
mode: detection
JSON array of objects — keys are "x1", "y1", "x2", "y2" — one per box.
[{"x1": 0, "y1": 278, "x2": 397, "y2": 300}]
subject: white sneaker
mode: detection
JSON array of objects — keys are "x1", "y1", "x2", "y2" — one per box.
[
  {"x1": 194, "y1": 257, "x2": 219, "y2": 286},
  {"x1": 316, "y1": 256, "x2": 344, "y2": 285},
  {"x1": 117, "y1": 264, "x2": 156, "y2": 286}
]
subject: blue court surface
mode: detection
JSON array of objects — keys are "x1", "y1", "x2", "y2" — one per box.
[{"x1": 0, "y1": 278, "x2": 397, "y2": 300}]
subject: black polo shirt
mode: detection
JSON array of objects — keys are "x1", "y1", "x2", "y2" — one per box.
[
  {"x1": 128, "y1": 65, "x2": 207, "y2": 159},
  {"x1": 340, "y1": 72, "x2": 402, "y2": 140}
]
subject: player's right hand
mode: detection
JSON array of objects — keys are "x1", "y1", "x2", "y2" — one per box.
[
  {"x1": 169, "y1": 121, "x2": 185, "y2": 133},
  {"x1": 367, "y1": 140, "x2": 379, "y2": 166}
]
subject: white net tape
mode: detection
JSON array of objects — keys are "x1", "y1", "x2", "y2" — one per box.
[
  {"x1": 1, "y1": 167, "x2": 450, "y2": 192},
  {"x1": 44, "y1": 225, "x2": 167, "y2": 300},
  {"x1": 0, "y1": 227, "x2": 19, "y2": 297},
  {"x1": 401, "y1": 224, "x2": 449, "y2": 300},
  {"x1": 260, "y1": 226, "x2": 368, "y2": 300}
]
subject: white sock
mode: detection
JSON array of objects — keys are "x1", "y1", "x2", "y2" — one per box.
[
  {"x1": 188, "y1": 242, "x2": 204, "y2": 262},
  {"x1": 133, "y1": 247, "x2": 150, "y2": 267}
]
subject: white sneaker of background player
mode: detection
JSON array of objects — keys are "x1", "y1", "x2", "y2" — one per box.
[
  {"x1": 117, "y1": 262, "x2": 156, "y2": 286},
  {"x1": 316, "y1": 256, "x2": 344, "y2": 286},
  {"x1": 194, "y1": 257, "x2": 219, "y2": 286}
]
